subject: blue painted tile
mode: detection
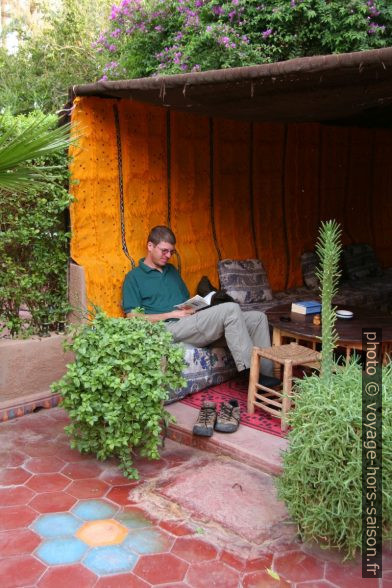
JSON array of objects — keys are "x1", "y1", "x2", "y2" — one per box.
[
  {"x1": 124, "y1": 528, "x2": 169, "y2": 554},
  {"x1": 83, "y1": 545, "x2": 137, "y2": 575},
  {"x1": 33, "y1": 513, "x2": 82, "y2": 537},
  {"x1": 72, "y1": 499, "x2": 117, "y2": 521},
  {"x1": 115, "y1": 510, "x2": 152, "y2": 530},
  {"x1": 36, "y1": 537, "x2": 88, "y2": 565}
]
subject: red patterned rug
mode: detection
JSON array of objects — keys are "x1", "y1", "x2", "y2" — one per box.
[{"x1": 180, "y1": 375, "x2": 285, "y2": 438}]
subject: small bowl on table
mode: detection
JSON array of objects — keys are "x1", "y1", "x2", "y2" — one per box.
[{"x1": 336, "y1": 309, "x2": 354, "y2": 320}]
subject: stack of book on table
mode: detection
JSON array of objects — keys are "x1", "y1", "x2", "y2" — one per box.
[{"x1": 291, "y1": 300, "x2": 321, "y2": 315}]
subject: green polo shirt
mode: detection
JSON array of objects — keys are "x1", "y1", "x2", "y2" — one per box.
[{"x1": 122, "y1": 259, "x2": 190, "y2": 314}]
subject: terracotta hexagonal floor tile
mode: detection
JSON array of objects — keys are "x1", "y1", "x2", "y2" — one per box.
[
  {"x1": 325, "y1": 560, "x2": 379, "y2": 587},
  {"x1": 133, "y1": 553, "x2": 189, "y2": 584},
  {"x1": 106, "y1": 485, "x2": 139, "y2": 506},
  {"x1": 0, "y1": 450, "x2": 25, "y2": 468},
  {"x1": 29, "y1": 491, "x2": 78, "y2": 513},
  {"x1": 171, "y1": 536, "x2": 218, "y2": 563},
  {"x1": 100, "y1": 468, "x2": 137, "y2": 486},
  {"x1": 25, "y1": 456, "x2": 65, "y2": 474},
  {"x1": 132, "y1": 457, "x2": 168, "y2": 479},
  {"x1": 37, "y1": 563, "x2": 97, "y2": 588},
  {"x1": 0, "y1": 486, "x2": 35, "y2": 506},
  {"x1": 296, "y1": 582, "x2": 340, "y2": 587},
  {"x1": 242, "y1": 570, "x2": 291, "y2": 587},
  {"x1": 23, "y1": 442, "x2": 60, "y2": 458},
  {"x1": 95, "y1": 572, "x2": 150, "y2": 588},
  {"x1": 0, "y1": 528, "x2": 41, "y2": 556},
  {"x1": 0, "y1": 505, "x2": 37, "y2": 531},
  {"x1": 57, "y1": 447, "x2": 96, "y2": 462},
  {"x1": 273, "y1": 550, "x2": 326, "y2": 583},
  {"x1": 381, "y1": 571, "x2": 392, "y2": 588},
  {"x1": 0, "y1": 554, "x2": 46, "y2": 588},
  {"x1": 65, "y1": 478, "x2": 109, "y2": 499},
  {"x1": 0, "y1": 467, "x2": 31, "y2": 485},
  {"x1": 384, "y1": 550, "x2": 392, "y2": 572},
  {"x1": 185, "y1": 560, "x2": 240, "y2": 588},
  {"x1": 26, "y1": 473, "x2": 71, "y2": 493},
  {"x1": 159, "y1": 520, "x2": 196, "y2": 537},
  {"x1": 243, "y1": 553, "x2": 274, "y2": 573},
  {"x1": 220, "y1": 550, "x2": 248, "y2": 571},
  {"x1": 61, "y1": 461, "x2": 103, "y2": 479}
]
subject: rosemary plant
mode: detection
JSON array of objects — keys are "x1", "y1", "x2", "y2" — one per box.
[{"x1": 315, "y1": 220, "x2": 342, "y2": 384}]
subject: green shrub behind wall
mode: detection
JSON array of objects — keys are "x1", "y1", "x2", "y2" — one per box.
[{"x1": 0, "y1": 112, "x2": 72, "y2": 337}]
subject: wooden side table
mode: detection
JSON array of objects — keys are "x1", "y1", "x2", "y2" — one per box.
[{"x1": 247, "y1": 343, "x2": 321, "y2": 431}]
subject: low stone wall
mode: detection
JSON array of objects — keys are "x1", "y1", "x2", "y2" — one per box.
[{"x1": 0, "y1": 334, "x2": 74, "y2": 416}]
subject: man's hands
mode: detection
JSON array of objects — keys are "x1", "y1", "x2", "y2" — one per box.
[{"x1": 170, "y1": 308, "x2": 195, "y2": 319}]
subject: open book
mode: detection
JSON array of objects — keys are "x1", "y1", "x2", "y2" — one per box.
[{"x1": 174, "y1": 291, "x2": 216, "y2": 311}]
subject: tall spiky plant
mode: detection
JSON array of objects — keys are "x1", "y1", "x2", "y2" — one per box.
[{"x1": 315, "y1": 220, "x2": 342, "y2": 386}]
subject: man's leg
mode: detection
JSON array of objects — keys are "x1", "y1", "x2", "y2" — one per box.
[
  {"x1": 243, "y1": 311, "x2": 273, "y2": 376},
  {"x1": 166, "y1": 302, "x2": 254, "y2": 371}
]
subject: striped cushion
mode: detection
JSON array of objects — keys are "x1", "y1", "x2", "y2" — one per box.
[{"x1": 218, "y1": 259, "x2": 273, "y2": 304}]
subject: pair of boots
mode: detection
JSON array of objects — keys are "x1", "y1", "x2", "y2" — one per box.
[{"x1": 193, "y1": 400, "x2": 240, "y2": 437}]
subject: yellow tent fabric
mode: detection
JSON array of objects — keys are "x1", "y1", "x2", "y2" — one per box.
[{"x1": 70, "y1": 96, "x2": 392, "y2": 317}]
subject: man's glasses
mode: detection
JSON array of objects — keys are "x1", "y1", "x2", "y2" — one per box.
[{"x1": 155, "y1": 245, "x2": 176, "y2": 256}]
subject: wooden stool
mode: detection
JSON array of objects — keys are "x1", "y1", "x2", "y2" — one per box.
[{"x1": 247, "y1": 343, "x2": 321, "y2": 431}]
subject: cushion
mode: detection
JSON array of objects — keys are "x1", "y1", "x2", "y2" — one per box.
[
  {"x1": 342, "y1": 244, "x2": 383, "y2": 280},
  {"x1": 218, "y1": 259, "x2": 273, "y2": 305},
  {"x1": 301, "y1": 251, "x2": 319, "y2": 290}
]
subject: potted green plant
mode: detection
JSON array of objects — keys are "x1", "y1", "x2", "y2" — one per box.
[
  {"x1": 277, "y1": 220, "x2": 392, "y2": 559},
  {"x1": 51, "y1": 308, "x2": 185, "y2": 478}
]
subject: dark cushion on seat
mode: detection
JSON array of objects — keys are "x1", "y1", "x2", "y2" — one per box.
[
  {"x1": 218, "y1": 259, "x2": 273, "y2": 305},
  {"x1": 342, "y1": 244, "x2": 383, "y2": 280},
  {"x1": 301, "y1": 251, "x2": 319, "y2": 290}
]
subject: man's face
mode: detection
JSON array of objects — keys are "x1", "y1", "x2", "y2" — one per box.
[{"x1": 147, "y1": 240, "x2": 176, "y2": 268}]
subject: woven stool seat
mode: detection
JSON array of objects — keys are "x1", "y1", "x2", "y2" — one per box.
[
  {"x1": 247, "y1": 343, "x2": 321, "y2": 431},
  {"x1": 259, "y1": 342, "x2": 321, "y2": 365}
]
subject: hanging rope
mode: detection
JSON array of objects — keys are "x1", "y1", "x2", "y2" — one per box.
[
  {"x1": 249, "y1": 122, "x2": 259, "y2": 259},
  {"x1": 209, "y1": 118, "x2": 222, "y2": 260},
  {"x1": 113, "y1": 102, "x2": 135, "y2": 268},
  {"x1": 166, "y1": 110, "x2": 182, "y2": 274}
]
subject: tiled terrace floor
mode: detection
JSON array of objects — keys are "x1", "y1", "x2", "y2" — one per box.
[{"x1": 0, "y1": 407, "x2": 390, "y2": 587}]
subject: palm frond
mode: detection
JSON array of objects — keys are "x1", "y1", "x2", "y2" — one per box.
[{"x1": 0, "y1": 115, "x2": 75, "y2": 192}]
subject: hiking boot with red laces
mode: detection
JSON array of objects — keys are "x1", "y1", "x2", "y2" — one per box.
[
  {"x1": 214, "y1": 399, "x2": 241, "y2": 433},
  {"x1": 192, "y1": 401, "x2": 217, "y2": 437}
]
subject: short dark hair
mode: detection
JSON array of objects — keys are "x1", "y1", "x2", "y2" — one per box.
[{"x1": 147, "y1": 226, "x2": 176, "y2": 246}]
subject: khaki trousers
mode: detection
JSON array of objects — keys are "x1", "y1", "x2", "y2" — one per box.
[{"x1": 165, "y1": 302, "x2": 272, "y2": 375}]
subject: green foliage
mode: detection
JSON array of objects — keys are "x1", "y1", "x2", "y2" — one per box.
[
  {"x1": 51, "y1": 309, "x2": 186, "y2": 478},
  {"x1": 278, "y1": 219, "x2": 391, "y2": 559},
  {"x1": 277, "y1": 360, "x2": 392, "y2": 559},
  {"x1": 96, "y1": 0, "x2": 392, "y2": 80},
  {"x1": 315, "y1": 220, "x2": 342, "y2": 386},
  {"x1": 0, "y1": 0, "x2": 110, "y2": 114},
  {"x1": 0, "y1": 112, "x2": 72, "y2": 191},
  {"x1": 0, "y1": 111, "x2": 72, "y2": 337}
]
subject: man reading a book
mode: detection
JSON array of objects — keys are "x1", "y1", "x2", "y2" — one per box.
[{"x1": 122, "y1": 225, "x2": 273, "y2": 376}]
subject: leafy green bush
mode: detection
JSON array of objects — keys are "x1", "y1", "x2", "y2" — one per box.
[
  {"x1": 0, "y1": 111, "x2": 72, "y2": 337},
  {"x1": 51, "y1": 309, "x2": 186, "y2": 478},
  {"x1": 96, "y1": 0, "x2": 392, "y2": 80},
  {"x1": 277, "y1": 220, "x2": 392, "y2": 558},
  {"x1": 277, "y1": 360, "x2": 392, "y2": 559},
  {"x1": 0, "y1": 0, "x2": 110, "y2": 114}
]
